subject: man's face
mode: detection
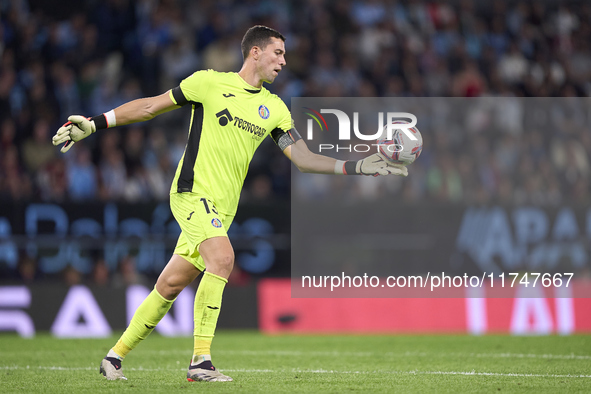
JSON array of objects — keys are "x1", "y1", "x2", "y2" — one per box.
[{"x1": 256, "y1": 37, "x2": 286, "y2": 84}]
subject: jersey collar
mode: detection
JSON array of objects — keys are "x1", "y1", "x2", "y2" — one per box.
[{"x1": 235, "y1": 73, "x2": 262, "y2": 94}]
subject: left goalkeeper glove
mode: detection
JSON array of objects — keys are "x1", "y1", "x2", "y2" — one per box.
[{"x1": 337, "y1": 153, "x2": 408, "y2": 177}]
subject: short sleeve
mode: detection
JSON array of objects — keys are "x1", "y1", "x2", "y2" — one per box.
[
  {"x1": 275, "y1": 101, "x2": 292, "y2": 132},
  {"x1": 270, "y1": 100, "x2": 302, "y2": 150},
  {"x1": 178, "y1": 70, "x2": 213, "y2": 103}
]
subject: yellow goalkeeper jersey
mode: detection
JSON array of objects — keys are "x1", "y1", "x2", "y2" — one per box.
[{"x1": 169, "y1": 70, "x2": 294, "y2": 216}]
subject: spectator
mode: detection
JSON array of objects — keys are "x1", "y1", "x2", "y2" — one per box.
[
  {"x1": 99, "y1": 149, "x2": 127, "y2": 200},
  {"x1": 0, "y1": 146, "x2": 32, "y2": 200},
  {"x1": 67, "y1": 144, "x2": 98, "y2": 201},
  {"x1": 112, "y1": 255, "x2": 149, "y2": 288},
  {"x1": 92, "y1": 259, "x2": 110, "y2": 287},
  {"x1": 22, "y1": 119, "x2": 56, "y2": 173}
]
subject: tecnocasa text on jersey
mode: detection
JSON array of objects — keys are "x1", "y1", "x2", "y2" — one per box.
[{"x1": 232, "y1": 116, "x2": 266, "y2": 139}]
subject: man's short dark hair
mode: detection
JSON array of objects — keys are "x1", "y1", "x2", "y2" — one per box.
[{"x1": 241, "y1": 25, "x2": 285, "y2": 60}]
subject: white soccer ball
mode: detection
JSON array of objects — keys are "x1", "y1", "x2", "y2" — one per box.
[{"x1": 377, "y1": 120, "x2": 423, "y2": 166}]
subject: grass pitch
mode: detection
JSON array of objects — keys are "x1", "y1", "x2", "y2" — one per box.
[{"x1": 1, "y1": 332, "x2": 590, "y2": 393}]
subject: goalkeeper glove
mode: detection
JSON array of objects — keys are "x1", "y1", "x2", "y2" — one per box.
[
  {"x1": 338, "y1": 153, "x2": 408, "y2": 177},
  {"x1": 52, "y1": 115, "x2": 97, "y2": 153}
]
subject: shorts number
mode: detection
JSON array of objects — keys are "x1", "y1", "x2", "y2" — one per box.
[{"x1": 200, "y1": 198, "x2": 218, "y2": 215}]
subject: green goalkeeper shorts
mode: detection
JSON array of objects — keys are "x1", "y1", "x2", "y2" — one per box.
[{"x1": 170, "y1": 192, "x2": 234, "y2": 272}]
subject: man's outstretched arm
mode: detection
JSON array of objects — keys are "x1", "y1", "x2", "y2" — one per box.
[
  {"x1": 52, "y1": 90, "x2": 181, "y2": 152},
  {"x1": 283, "y1": 139, "x2": 408, "y2": 177},
  {"x1": 107, "y1": 90, "x2": 182, "y2": 125}
]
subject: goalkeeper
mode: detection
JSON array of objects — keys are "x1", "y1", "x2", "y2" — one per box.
[{"x1": 52, "y1": 25, "x2": 407, "y2": 383}]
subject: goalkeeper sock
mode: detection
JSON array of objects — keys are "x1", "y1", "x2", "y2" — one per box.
[
  {"x1": 193, "y1": 271, "x2": 227, "y2": 357},
  {"x1": 190, "y1": 354, "x2": 212, "y2": 366},
  {"x1": 112, "y1": 287, "x2": 175, "y2": 357},
  {"x1": 107, "y1": 348, "x2": 124, "y2": 360}
]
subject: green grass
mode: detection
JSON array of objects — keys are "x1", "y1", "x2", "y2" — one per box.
[{"x1": 1, "y1": 332, "x2": 590, "y2": 393}]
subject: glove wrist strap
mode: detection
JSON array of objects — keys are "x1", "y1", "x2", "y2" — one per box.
[
  {"x1": 91, "y1": 110, "x2": 116, "y2": 130},
  {"x1": 91, "y1": 114, "x2": 108, "y2": 130},
  {"x1": 344, "y1": 160, "x2": 360, "y2": 175},
  {"x1": 333, "y1": 160, "x2": 362, "y2": 175}
]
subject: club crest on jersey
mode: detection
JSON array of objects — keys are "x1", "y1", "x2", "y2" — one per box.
[
  {"x1": 258, "y1": 105, "x2": 270, "y2": 119},
  {"x1": 211, "y1": 218, "x2": 222, "y2": 228}
]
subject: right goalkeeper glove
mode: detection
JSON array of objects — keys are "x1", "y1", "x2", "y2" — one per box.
[
  {"x1": 337, "y1": 153, "x2": 409, "y2": 177},
  {"x1": 357, "y1": 153, "x2": 408, "y2": 176},
  {"x1": 52, "y1": 115, "x2": 97, "y2": 153}
]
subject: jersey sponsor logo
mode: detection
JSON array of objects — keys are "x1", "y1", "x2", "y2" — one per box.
[
  {"x1": 258, "y1": 105, "x2": 270, "y2": 119},
  {"x1": 223, "y1": 93, "x2": 235, "y2": 98},
  {"x1": 216, "y1": 108, "x2": 267, "y2": 140},
  {"x1": 216, "y1": 109, "x2": 233, "y2": 126},
  {"x1": 211, "y1": 218, "x2": 222, "y2": 228}
]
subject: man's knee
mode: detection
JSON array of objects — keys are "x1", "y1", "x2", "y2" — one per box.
[
  {"x1": 215, "y1": 252, "x2": 234, "y2": 272},
  {"x1": 208, "y1": 252, "x2": 234, "y2": 278},
  {"x1": 199, "y1": 237, "x2": 235, "y2": 279},
  {"x1": 156, "y1": 274, "x2": 187, "y2": 300}
]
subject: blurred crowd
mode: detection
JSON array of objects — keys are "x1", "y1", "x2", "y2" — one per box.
[{"x1": 1, "y1": 0, "x2": 590, "y2": 206}]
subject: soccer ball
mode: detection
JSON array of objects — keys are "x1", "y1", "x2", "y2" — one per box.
[{"x1": 377, "y1": 120, "x2": 423, "y2": 166}]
